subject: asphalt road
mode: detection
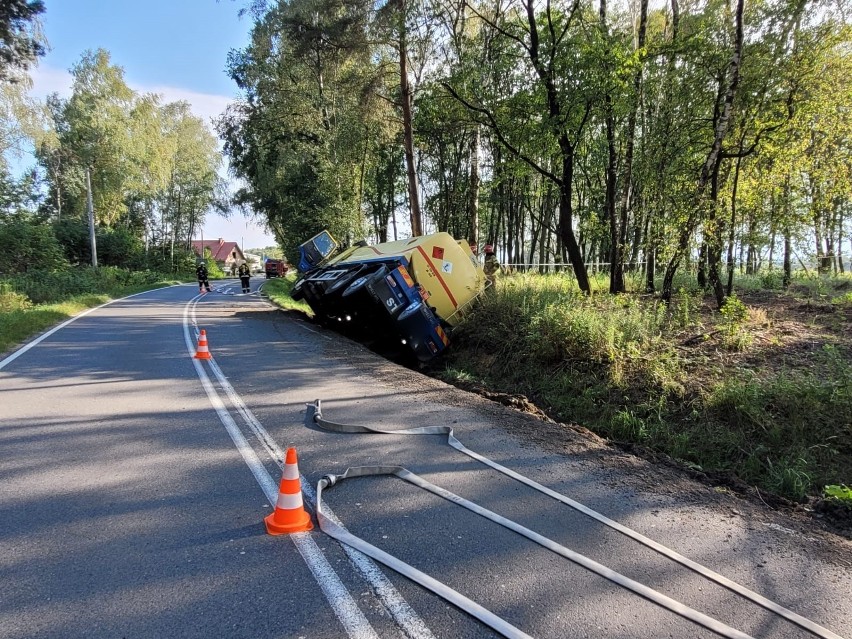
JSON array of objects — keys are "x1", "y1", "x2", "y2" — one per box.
[{"x1": 1, "y1": 280, "x2": 849, "y2": 639}]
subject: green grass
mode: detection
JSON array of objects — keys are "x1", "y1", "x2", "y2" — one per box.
[
  {"x1": 439, "y1": 271, "x2": 851, "y2": 502},
  {"x1": 261, "y1": 275, "x2": 314, "y2": 315},
  {"x1": 824, "y1": 484, "x2": 852, "y2": 503}
]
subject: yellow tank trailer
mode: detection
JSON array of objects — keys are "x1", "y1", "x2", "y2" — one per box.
[{"x1": 292, "y1": 231, "x2": 486, "y2": 361}]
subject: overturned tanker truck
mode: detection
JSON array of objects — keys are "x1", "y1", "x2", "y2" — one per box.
[{"x1": 290, "y1": 230, "x2": 486, "y2": 361}]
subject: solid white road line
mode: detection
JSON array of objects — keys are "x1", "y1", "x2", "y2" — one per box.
[
  {"x1": 183, "y1": 299, "x2": 380, "y2": 639},
  {"x1": 0, "y1": 286, "x2": 181, "y2": 372},
  {"x1": 190, "y1": 298, "x2": 436, "y2": 639},
  {"x1": 204, "y1": 357, "x2": 437, "y2": 639}
]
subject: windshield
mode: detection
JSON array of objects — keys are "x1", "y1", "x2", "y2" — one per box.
[{"x1": 299, "y1": 230, "x2": 339, "y2": 271}]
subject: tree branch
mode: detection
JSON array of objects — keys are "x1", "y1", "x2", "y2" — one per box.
[{"x1": 441, "y1": 82, "x2": 563, "y2": 186}]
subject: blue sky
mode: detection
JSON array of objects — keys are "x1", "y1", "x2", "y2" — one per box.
[{"x1": 30, "y1": 0, "x2": 276, "y2": 249}]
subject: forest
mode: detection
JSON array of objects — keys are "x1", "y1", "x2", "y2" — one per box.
[{"x1": 220, "y1": 0, "x2": 850, "y2": 306}]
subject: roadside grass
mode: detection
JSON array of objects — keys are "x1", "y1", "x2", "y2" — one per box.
[
  {"x1": 261, "y1": 275, "x2": 314, "y2": 316},
  {"x1": 0, "y1": 270, "x2": 182, "y2": 357},
  {"x1": 439, "y1": 270, "x2": 851, "y2": 503}
]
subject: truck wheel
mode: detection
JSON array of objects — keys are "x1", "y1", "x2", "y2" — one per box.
[
  {"x1": 291, "y1": 280, "x2": 305, "y2": 301},
  {"x1": 398, "y1": 301, "x2": 423, "y2": 320},
  {"x1": 341, "y1": 265, "x2": 388, "y2": 299}
]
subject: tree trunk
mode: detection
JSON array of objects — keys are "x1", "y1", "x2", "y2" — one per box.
[
  {"x1": 783, "y1": 226, "x2": 792, "y2": 288},
  {"x1": 559, "y1": 147, "x2": 590, "y2": 293},
  {"x1": 399, "y1": 23, "x2": 422, "y2": 237},
  {"x1": 662, "y1": 0, "x2": 743, "y2": 302},
  {"x1": 726, "y1": 153, "x2": 743, "y2": 295},
  {"x1": 614, "y1": 0, "x2": 648, "y2": 292},
  {"x1": 467, "y1": 125, "x2": 480, "y2": 246}
]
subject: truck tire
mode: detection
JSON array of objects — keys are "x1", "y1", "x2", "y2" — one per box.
[
  {"x1": 341, "y1": 265, "x2": 389, "y2": 299},
  {"x1": 397, "y1": 301, "x2": 424, "y2": 321},
  {"x1": 291, "y1": 279, "x2": 305, "y2": 301}
]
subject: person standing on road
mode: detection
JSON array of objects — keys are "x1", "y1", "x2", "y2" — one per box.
[
  {"x1": 483, "y1": 244, "x2": 501, "y2": 290},
  {"x1": 196, "y1": 260, "x2": 212, "y2": 293},
  {"x1": 238, "y1": 261, "x2": 251, "y2": 294}
]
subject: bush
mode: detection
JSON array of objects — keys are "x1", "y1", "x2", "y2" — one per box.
[
  {"x1": 442, "y1": 271, "x2": 850, "y2": 503},
  {"x1": 0, "y1": 281, "x2": 32, "y2": 312},
  {"x1": 0, "y1": 214, "x2": 66, "y2": 274},
  {"x1": 4, "y1": 266, "x2": 166, "y2": 304}
]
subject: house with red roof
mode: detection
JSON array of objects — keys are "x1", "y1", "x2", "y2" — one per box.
[{"x1": 191, "y1": 238, "x2": 245, "y2": 274}]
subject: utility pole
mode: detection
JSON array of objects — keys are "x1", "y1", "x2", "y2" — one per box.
[{"x1": 86, "y1": 167, "x2": 98, "y2": 268}]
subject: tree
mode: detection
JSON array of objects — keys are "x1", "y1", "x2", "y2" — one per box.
[
  {"x1": 660, "y1": 0, "x2": 745, "y2": 304},
  {"x1": 220, "y1": 0, "x2": 376, "y2": 259},
  {"x1": 444, "y1": 0, "x2": 595, "y2": 293},
  {"x1": 0, "y1": 0, "x2": 45, "y2": 83}
]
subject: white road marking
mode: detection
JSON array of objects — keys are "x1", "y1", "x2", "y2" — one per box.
[
  {"x1": 183, "y1": 299, "x2": 380, "y2": 639},
  {"x1": 2, "y1": 284, "x2": 378, "y2": 638},
  {"x1": 293, "y1": 320, "x2": 332, "y2": 339},
  {"x1": 201, "y1": 359, "x2": 436, "y2": 639},
  {"x1": 191, "y1": 300, "x2": 436, "y2": 639},
  {"x1": 0, "y1": 286, "x2": 181, "y2": 371}
]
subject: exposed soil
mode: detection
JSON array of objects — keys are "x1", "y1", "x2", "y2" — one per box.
[
  {"x1": 343, "y1": 340, "x2": 852, "y2": 568},
  {"x1": 678, "y1": 286, "x2": 852, "y2": 378}
]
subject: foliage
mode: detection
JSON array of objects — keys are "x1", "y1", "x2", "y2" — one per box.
[
  {"x1": 824, "y1": 485, "x2": 852, "y2": 503},
  {"x1": 261, "y1": 274, "x2": 313, "y2": 315},
  {"x1": 202, "y1": 247, "x2": 224, "y2": 279},
  {"x1": 719, "y1": 294, "x2": 751, "y2": 350},
  {"x1": 219, "y1": 0, "x2": 377, "y2": 262},
  {"x1": 0, "y1": 280, "x2": 30, "y2": 311},
  {"x1": 0, "y1": 212, "x2": 65, "y2": 273},
  {"x1": 0, "y1": 0, "x2": 45, "y2": 83},
  {"x1": 440, "y1": 273, "x2": 851, "y2": 502},
  {"x1": 34, "y1": 49, "x2": 224, "y2": 255},
  {"x1": 2, "y1": 265, "x2": 168, "y2": 304},
  {"x1": 0, "y1": 276, "x2": 178, "y2": 355}
]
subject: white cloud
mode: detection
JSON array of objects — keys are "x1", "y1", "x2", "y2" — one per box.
[
  {"x1": 29, "y1": 64, "x2": 73, "y2": 99},
  {"x1": 28, "y1": 63, "x2": 235, "y2": 125},
  {"x1": 132, "y1": 84, "x2": 233, "y2": 126},
  {"x1": 22, "y1": 64, "x2": 272, "y2": 245}
]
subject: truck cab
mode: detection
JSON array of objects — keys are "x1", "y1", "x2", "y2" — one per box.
[{"x1": 292, "y1": 230, "x2": 485, "y2": 361}]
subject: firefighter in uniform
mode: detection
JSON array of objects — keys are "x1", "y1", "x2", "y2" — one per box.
[
  {"x1": 196, "y1": 261, "x2": 212, "y2": 293},
  {"x1": 483, "y1": 244, "x2": 501, "y2": 290},
  {"x1": 238, "y1": 261, "x2": 251, "y2": 294}
]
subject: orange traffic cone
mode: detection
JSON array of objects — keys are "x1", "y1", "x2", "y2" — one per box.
[
  {"x1": 265, "y1": 447, "x2": 313, "y2": 535},
  {"x1": 194, "y1": 329, "x2": 212, "y2": 360}
]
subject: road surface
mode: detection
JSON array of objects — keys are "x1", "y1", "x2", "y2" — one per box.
[{"x1": 1, "y1": 280, "x2": 849, "y2": 639}]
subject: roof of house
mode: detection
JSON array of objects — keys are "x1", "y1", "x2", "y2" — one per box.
[{"x1": 191, "y1": 239, "x2": 244, "y2": 262}]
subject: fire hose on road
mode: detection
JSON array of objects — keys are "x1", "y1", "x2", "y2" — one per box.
[{"x1": 308, "y1": 400, "x2": 844, "y2": 639}]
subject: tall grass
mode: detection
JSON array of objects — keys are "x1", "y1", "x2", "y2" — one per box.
[
  {"x1": 3, "y1": 266, "x2": 168, "y2": 304},
  {"x1": 440, "y1": 271, "x2": 851, "y2": 501}
]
